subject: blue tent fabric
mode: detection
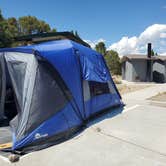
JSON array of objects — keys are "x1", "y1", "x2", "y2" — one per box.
[
  {"x1": 12, "y1": 103, "x2": 82, "y2": 150},
  {"x1": 0, "y1": 39, "x2": 122, "y2": 152}
]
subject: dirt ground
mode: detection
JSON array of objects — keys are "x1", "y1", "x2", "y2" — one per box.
[
  {"x1": 112, "y1": 75, "x2": 122, "y2": 84},
  {"x1": 116, "y1": 84, "x2": 151, "y2": 95},
  {"x1": 148, "y1": 92, "x2": 166, "y2": 107},
  {"x1": 112, "y1": 75, "x2": 152, "y2": 95},
  {"x1": 148, "y1": 92, "x2": 166, "y2": 102}
]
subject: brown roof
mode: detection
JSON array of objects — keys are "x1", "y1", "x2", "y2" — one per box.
[
  {"x1": 121, "y1": 54, "x2": 166, "y2": 62},
  {"x1": 14, "y1": 32, "x2": 91, "y2": 48}
]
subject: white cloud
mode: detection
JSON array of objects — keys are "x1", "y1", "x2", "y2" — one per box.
[
  {"x1": 84, "y1": 40, "x2": 96, "y2": 49},
  {"x1": 108, "y1": 24, "x2": 166, "y2": 56},
  {"x1": 84, "y1": 38, "x2": 105, "y2": 49},
  {"x1": 97, "y1": 38, "x2": 106, "y2": 43},
  {"x1": 160, "y1": 33, "x2": 166, "y2": 38}
]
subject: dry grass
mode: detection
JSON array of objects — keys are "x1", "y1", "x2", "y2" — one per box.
[
  {"x1": 116, "y1": 84, "x2": 151, "y2": 95},
  {"x1": 148, "y1": 92, "x2": 166, "y2": 102},
  {"x1": 113, "y1": 75, "x2": 152, "y2": 95},
  {"x1": 112, "y1": 75, "x2": 122, "y2": 84}
]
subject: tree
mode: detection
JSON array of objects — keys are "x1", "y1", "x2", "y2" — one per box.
[
  {"x1": 38, "y1": 20, "x2": 51, "y2": 33},
  {"x1": 71, "y1": 30, "x2": 80, "y2": 38},
  {"x1": 151, "y1": 49, "x2": 155, "y2": 56},
  {"x1": 104, "y1": 50, "x2": 121, "y2": 75},
  {"x1": 0, "y1": 9, "x2": 4, "y2": 21},
  {"x1": 0, "y1": 10, "x2": 5, "y2": 46},
  {"x1": 51, "y1": 28, "x2": 57, "y2": 32},
  {"x1": 18, "y1": 16, "x2": 52, "y2": 35},
  {"x1": 6, "y1": 17, "x2": 19, "y2": 37},
  {"x1": 0, "y1": 10, "x2": 12, "y2": 47},
  {"x1": 74, "y1": 30, "x2": 80, "y2": 38},
  {"x1": 151, "y1": 49, "x2": 158, "y2": 56},
  {"x1": 0, "y1": 9, "x2": 57, "y2": 48},
  {"x1": 95, "y1": 42, "x2": 106, "y2": 56}
]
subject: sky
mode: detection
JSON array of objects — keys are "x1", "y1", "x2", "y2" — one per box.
[{"x1": 1, "y1": 0, "x2": 166, "y2": 55}]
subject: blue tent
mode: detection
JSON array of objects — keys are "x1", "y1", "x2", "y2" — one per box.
[{"x1": 0, "y1": 39, "x2": 122, "y2": 153}]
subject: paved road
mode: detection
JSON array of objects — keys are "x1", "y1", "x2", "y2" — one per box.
[{"x1": 1, "y1": 84, "x2": 166, "y2": 166}]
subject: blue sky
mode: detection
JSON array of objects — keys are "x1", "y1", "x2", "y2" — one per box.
[{"x1": 1, "y1": 0, "x2": 166, "y2": 55}]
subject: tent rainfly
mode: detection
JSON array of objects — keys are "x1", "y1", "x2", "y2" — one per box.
[{"x1": 0, "y1": 39, "x2": 122, "y2": 153}]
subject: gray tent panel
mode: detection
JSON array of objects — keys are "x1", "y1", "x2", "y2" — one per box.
[
  {"x1": 24, "y1": 60, "x2": 69, "y2": 135},
  {"x1": 5, "y1": 52, "x2": 38, "y2": 140},
  {"x1": 7, "y1": 61, "x2": 27, "y2": 109},
  {"x1": 4, "y1": 52, "x2": 71, "y2": 141},
  {"x1": 83, "y1": 80, "x2": 90, "y2": 101},
  {"x1": 108, "y1": 81, "x2": 116, "y2": 94}
]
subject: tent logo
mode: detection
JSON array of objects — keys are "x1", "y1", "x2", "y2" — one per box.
[{"x1": 35, "y1": 133, "x2": 48, "y2": 139}]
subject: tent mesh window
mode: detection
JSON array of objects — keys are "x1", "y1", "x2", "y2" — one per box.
[
  {"x1": 25, "y1": 61, "x2": 71, "y2": 135},
  {"x1": 5, "y1": 61, "x2": 26, "y2": 125},
  {"x1": 7, "y1": 61, "x2": 27, "y2": 111},
  {"x1": 88, "y1": 81, "x2": 110, "y2": 97}
]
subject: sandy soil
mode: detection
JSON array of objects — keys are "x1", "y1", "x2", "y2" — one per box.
[
  {"x1": 113, "y1": 75, "x2": 152, "y2": 95},
  {"x1": 116, "y1": 84, "x2": 152, "y2": 95},
  {"x1": 148, "y1": 92, "x2": 166, "y2": 102},
  {"x1": 112, "y1": 75, "x2": 122, "y2": 84}
]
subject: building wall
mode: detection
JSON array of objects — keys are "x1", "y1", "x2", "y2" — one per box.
[
  {"x1": 165, "y1": 61, "x2": 166, "y2": 82},
  {"x1": 132, "y1": 59, "x2": 147, "y2": 82},
  {"x1": 122, "y1": 62, "x2": 126, "y2": 80},
  {"x1": 123, "y1": 59, "x2": 147, "y2": 82},
  {"x1": 152, "y1": 60, "x2": 166, "y2": 83},
  {"x1": 122, "y1": 58, "x2": 166, "y2": 82},
  {"x1": 123, "y1": 60, "x2": 133, "y2": 81}
]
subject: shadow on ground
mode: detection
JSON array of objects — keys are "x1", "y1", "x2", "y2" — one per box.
[
  {"x1": 87, "y1": 105, "x2": 124, "y2": 128},
  {"x1": 0, "y1": 105, "x2": 124, "y2": 158}
]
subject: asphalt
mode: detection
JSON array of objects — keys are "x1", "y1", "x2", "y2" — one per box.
[{"x1": 0, "y1": 83, "x2": 166, "y2": 166}]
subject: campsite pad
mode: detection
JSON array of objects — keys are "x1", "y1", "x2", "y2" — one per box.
[{"x1": 0, "y1": 126, "x2": 12, "y2": 157}]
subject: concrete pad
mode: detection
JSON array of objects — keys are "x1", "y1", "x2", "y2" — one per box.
[
  {"x1": 16, "y1": 128, "x2": 166, "y2": 166},
  {"x1": 1, "y1": 85, "x2": 166, "y2": 165},
  {"x1": 0, "y1": 127, "x2": 12, "y2": 144},
  {"x1": 1, "y1": 105, "x2": 166, "y2": 165},
  {"x1": 123, "y1": 84, "x2": 166, "y2": 101},
  {"x1": 0, "y1": 156, "x2": 11, "y2": 166},
  {"x1": 0, "y1": 127, "x2": 12, "y2": 158},
  {"x1": 93, "y1": 104, "x2": 166, "y2": 156}
]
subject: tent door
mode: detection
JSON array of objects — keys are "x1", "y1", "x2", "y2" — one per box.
[{"x1": 0, "y1": 53, "x2": 18, "y2": 126}]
